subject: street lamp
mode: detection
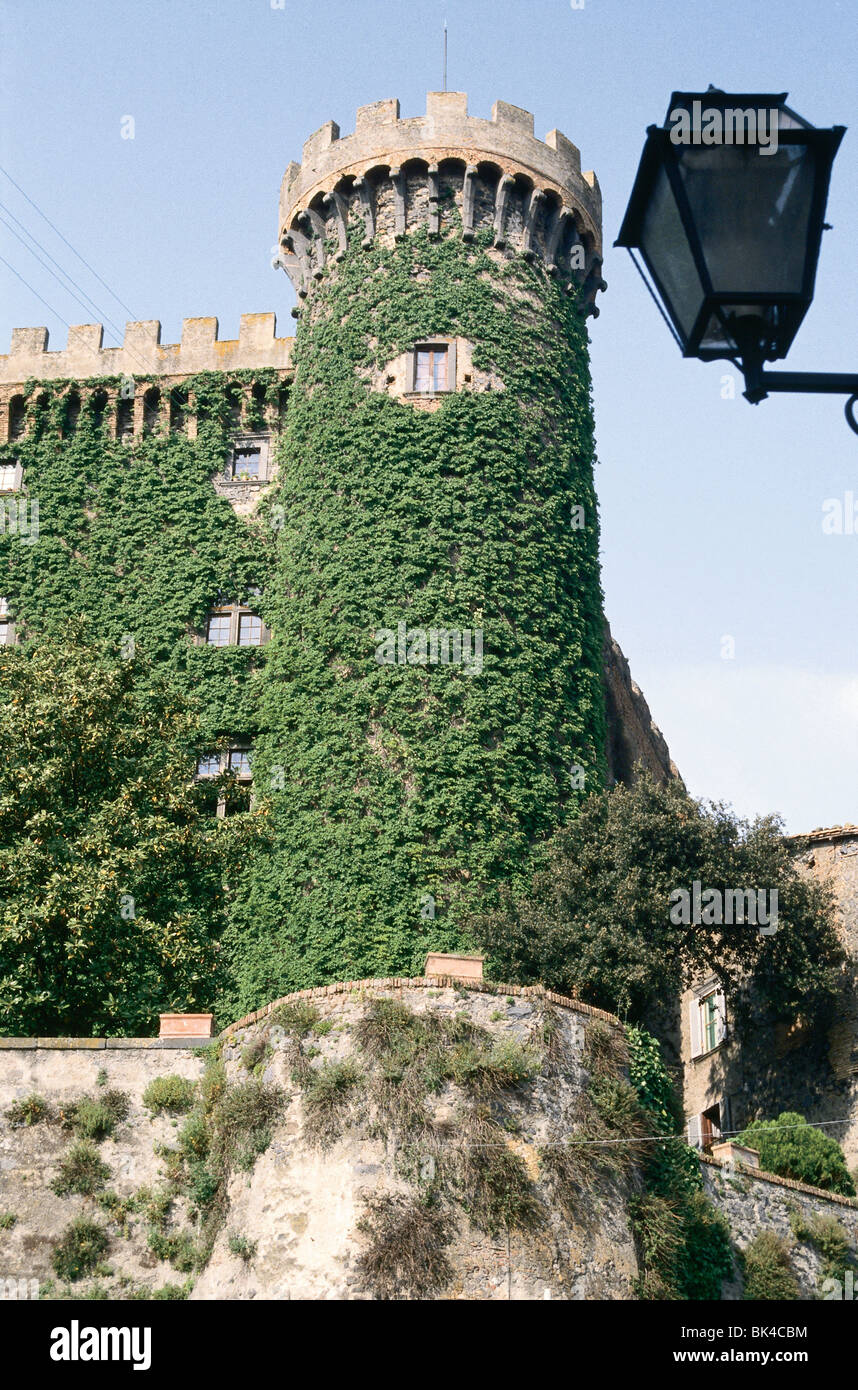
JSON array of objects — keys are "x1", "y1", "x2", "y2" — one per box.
[{"x1": 616, "y1": 88, "x2": 858, "y2": 434}]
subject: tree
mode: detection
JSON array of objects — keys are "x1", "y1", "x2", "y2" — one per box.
[
  {"x1": 736, "y1": 1113, "x2": 856, "y2": 1197},
  {"x1": 0, "y1": 625, "x2": 255, "y2": 1036},
  {"x1": 468, "y1": 773, "x2": 843, "y2": 1027}
]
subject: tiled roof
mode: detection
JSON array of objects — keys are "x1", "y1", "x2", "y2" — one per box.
[{"x1": 788, "y1": 824, "x2": 858, "y2": 844}]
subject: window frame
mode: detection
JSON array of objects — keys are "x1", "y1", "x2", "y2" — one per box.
[
  {"x1": 408, "y1": 339, "x2": 457, "y2": 395},
  {"x1": 226, "y1": 434, "x2": 272, "y2": 485},
  {"x1": 199, "y1": 604, "x2": 269, "y2": 648},
  {"x1": 0, "y1": 461, "x2": 23, "y2": 494},
  {"x1": 690, "y1": 982, "x2": 727, "y2": 1060}
]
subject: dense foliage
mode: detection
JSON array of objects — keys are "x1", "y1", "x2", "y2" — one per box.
[
  {"x1": 221, "y1": 219, "x2": 606, "y2": 1015},
  {"x1": 0, "y1": 631, "x2": 255, "y2": 1035},
  {"x1": 737, "y1": 1112, "x2": 856, "y2": 1197},
  {"x1": 470, "y1": 774, "x2": 843, "y2": 1027},
  {"x1": 628, "y1": 1026, "x2": 734, "y2": 1300},
  {"x1": 0, "y1": 370, "x2": 278, "y2": 748}
]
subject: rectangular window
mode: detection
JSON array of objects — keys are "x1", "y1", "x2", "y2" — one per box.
[
  {"x1": 415, "y1": 346, "x2": 448, "y2": 393},
  {"x1": 691, "y1": 985, "x2": 726, "y2": 1058},
  {"x1": 238, "y1": 613, "x2": 263, "y2": 647},
  {"x1": 231, "y1": 446, "x2": 261, "y2": 480},
  {"x1": 702, "y1": 994, "x2": 719, "y2": 1053},
  {"x1": 228, "y1": 748, "x2": 252, "y2": 778},
  {"x1": 206, "y1": 613, "x2": 232, "y2": 647},
  {"x1": 196, "y1": 754, "x2": 220, "y2": 778},
  {"x1": 0, "y1": 463, "x2": 20, "y2": 492}
]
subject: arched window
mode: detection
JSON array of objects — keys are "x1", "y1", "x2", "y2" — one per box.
[
  {"x1": 63, "y1": 392, "x2": 81, "y2": 436},
  {"x1": 226, "y1": 385, "x2": 243, "y2": 431},
  {"x1": 116, "y1": 398, "x2": 134, "y2": 440},
  {"x1": 143, "y1": 387, "x2": 161, "y2": 434},
  {"x1": 90, "y1": 389, "x2": 108, "y2": 432},
  {"x1": 8, "y1": 396, "x2": 26, "y2": 441},
  {"x1": 170, "y1": 388, "x2": 188, "y2": 434}
]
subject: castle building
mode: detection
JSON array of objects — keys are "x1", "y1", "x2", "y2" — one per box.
[{"x1": 0, "y1": 93, "x2": 671, "y2": 1013}]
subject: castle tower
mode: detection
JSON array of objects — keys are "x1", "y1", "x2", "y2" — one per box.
[{"x1": 231, "y1": 94, "x2": 609, "y2": 1004}]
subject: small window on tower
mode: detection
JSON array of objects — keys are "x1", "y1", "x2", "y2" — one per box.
[
  {"x1": 415, "y1": 345, "x2": 448, "y2": 393},
  {"x1": 227, "y1": 747, "x2": 253, "y2": 780},
  {"x1": 0, "y1": 462, "x2": 22, "y2": 493}
]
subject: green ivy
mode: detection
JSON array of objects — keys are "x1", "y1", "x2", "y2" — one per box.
[
  {"x1": 222, "y1": 222, "x2": 607, "y2": 1014},
  {"x1": 0, "y1": 370, "x2": 279, "y2": 750},
  {"x1": 628, "y1": 1026, "x2": 734, "y2": 1300}
]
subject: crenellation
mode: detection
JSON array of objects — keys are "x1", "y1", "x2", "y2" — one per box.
[
  {"x1": 0, "y1": 311, "x2": 294, "y2": 387},
  {"x1": 276, "y1": 92, "x2": 603, "y2": 307}
]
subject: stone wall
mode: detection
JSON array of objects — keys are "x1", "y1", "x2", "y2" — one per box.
[
  {"x1": 0, "y1": 1041, "x2": 205, "y2": 1298},
  {"x1": 701, "y1": 1155, "x2": 858, "y2": 1299},
  {"x1": 0, "y1": 979, "x2": 639, "y2": 1301},
  {"x1": 603, "y1": 621, "x2": 680, "y2": 787}
]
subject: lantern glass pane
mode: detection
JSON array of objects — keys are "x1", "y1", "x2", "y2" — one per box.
[
  {"x1": 675, "y1": 140, "x2": 815, "y2": 297},
  {"x1": 640, "y1": 163, "x2": 706, "y2": 342}
]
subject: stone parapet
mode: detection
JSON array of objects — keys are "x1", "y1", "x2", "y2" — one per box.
[
  {"x1": 275, "y1": 92, "x2": 605, "y2": 314},
  {"x1": 0, "y1": 313, "x2": 293, "y2": 387}
]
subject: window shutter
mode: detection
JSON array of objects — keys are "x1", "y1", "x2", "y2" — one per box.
[
  {"x1": 714, "y1": 991, "x2": 727, "y2": 1045},
  {"x1": 407, "y1": 350, "x2": 417, "y2": 393},
  {"x1": 446, "y1": 340, "x2": 457, "y2": 391},
  {"x1": 689, "y1": 998, "x2": 702, "y2": 1058},
  {"x1": 687, "y1": 1115, "x2": 702, "y2": 1149}
]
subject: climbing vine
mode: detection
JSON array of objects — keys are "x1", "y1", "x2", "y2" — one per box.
[
  {"x1": 222, "y1": 220, "x2": 607, "y2": 1015},
  {"x1": 0, "y1": 369, "x2": 280, "y2": 748}
]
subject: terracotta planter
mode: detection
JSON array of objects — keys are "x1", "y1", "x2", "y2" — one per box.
[
  {"x1": 424, "y1": 952, "x2": 485, "y2": 981},
  {"x1": 711, "y1": 1140, "x2": 760, "y2": 1170},
  {"x1": 158, "y1": 1013, "x2": 215, "y2": 1039}
]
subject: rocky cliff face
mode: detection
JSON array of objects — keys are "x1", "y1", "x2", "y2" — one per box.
[
  {"x1": 195, "y1": 982, "x2": 638, "y2": 1300},
  {"x1": 0, "y1": 981, "x2": 640, "y2": 1301}
]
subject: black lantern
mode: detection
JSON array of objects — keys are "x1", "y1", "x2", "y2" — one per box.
[{"x1": 616, "y1": 89, "x2": 858, "y2": 430}]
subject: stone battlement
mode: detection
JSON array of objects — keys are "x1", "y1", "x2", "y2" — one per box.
[
  {"x1": 0, "y1": 312, "x2": 294, "y2": 387},
  {"x1": 276, "y1": 93, "x2": 605, "y2": 313},
  {"x1": 282, "y1": 92, "x2": 600, "y2": 226}
]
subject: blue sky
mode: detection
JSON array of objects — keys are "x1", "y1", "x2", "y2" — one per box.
[{"x1": 1, "y1": 0, "x2": 856, "y2": 832}]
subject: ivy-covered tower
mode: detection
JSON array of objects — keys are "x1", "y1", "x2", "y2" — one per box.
[{"x1": 229, "y1": 92, "x2": 609, "y2": 1006}]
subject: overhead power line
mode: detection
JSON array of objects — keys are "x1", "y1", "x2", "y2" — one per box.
[{"x1": 0, "y1": 161, "x2": 138, "y2": 320}]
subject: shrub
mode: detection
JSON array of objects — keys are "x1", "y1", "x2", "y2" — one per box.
[
  {"x1": 178, "y1": 1112, "x2": 209, "y2": 1163},
  {"x1": 67, "y1": 1090, "x2": 130, "y2": 1141},
  {"x1": 741, "y1": 1230, "x2": 800, "y2": 1300},
  {"x1": 299, "y1": 1061, "x2": 361, "y2": 1147},
  {"x1": 356, "y1": 1194, "x2": 455, "y2": 1300},
  {"x1": 454, "y1": 1108, "x2": 543, "y2": 1236},
  {"x1": 51, "y1": 1219, "x2": 109, "y2": 1282},
  {"x1": 142, "y1": 1076, "x2": 196, "y2": 1116},
  {"x1": 94, "y1": 1191, "x2": 135, "y2": 1228},
  {"x1": 52, "y1": 1141, "x2": 111, "y2": 1197},
  {"x1": 212, "y1": 1078, "x2": 283, "y2": 1168},
  {"x1": 737, "y1": 1113, "x2": 856, "y2": 1196},
  {"x1": 584, "y1": 1019, "x2": 628, "y2": 1077},
  {"x1": 789, "y1": 1209, "x2": 857, "y2": 1282},
  {"x1": 270, "y1": 1000, "x2": 329, "y2": 1037},
  {"x1": 676, "y1": 1191, "x2": 735, "y2": 1300},
  {"x1": 228, "y1": 1233, "x2": 257, "y2": 1263},
  {"x1": 240, "y1": 1033, "x2": 271, "y2": 1072},
  {"x1": 147, "y1": 1228, "x2": 200, "y2": 1274},
  {"x1": 0, "y1": 1212, "x2": 17, "y2": 1230},
  {"x1": 6, "y1": 1093, "x2": 52, "y2": 1126}
]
